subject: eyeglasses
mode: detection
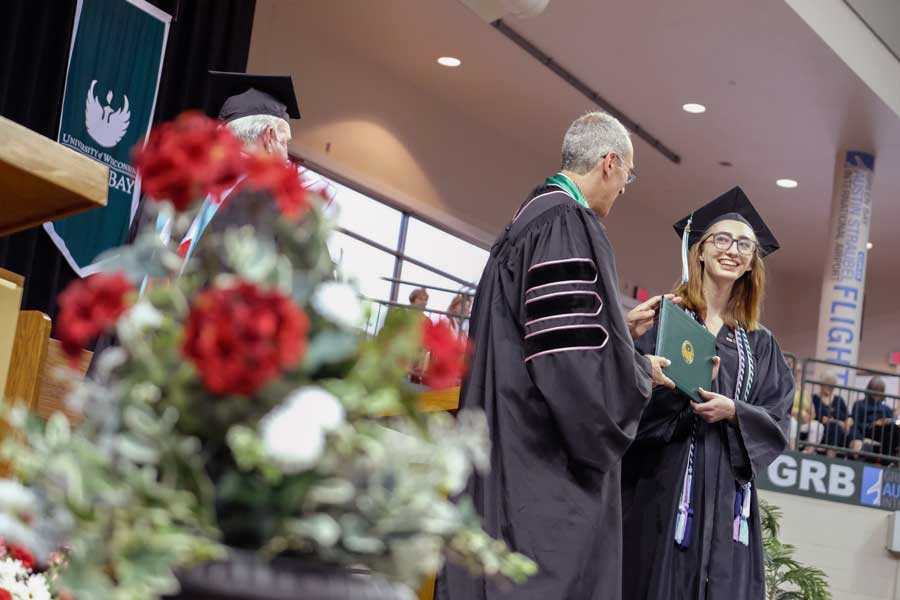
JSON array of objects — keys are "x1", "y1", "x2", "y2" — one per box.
[
  {"x1": 604, "y1": 153, "x2": 636, "y2": 185},
  {"x1": 704, "y1": 232, "x2": 758, "y2": 256}
]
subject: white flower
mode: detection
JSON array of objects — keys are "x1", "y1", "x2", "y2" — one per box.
[
  {"x1": 0, "y1": 514, "x2": 39, "y2": 554},
  {"x1": 0, "y1": 558, "x2": 47, "y2": 599},
  {"x1": 0, "y1": 480, "x2": 36, "y2": 514},
  {"x1": 24, "y1": 573, "x2": 51, "y2": 600},
  {"x1": 117, "y1": 301, "x2": 163, "y2": 346},
  {"x1": 0, "y1": 558, "x2": 23, "y2": 587},
  {"x1": 260, "y1": 387, "x2": 346, "y2": 474},
  {"x1": 311, "y1": 281, "x2": 364, "y2": 329},
  {"x1": 439, "y1": 448, "x2": 472, "y2": 495}
]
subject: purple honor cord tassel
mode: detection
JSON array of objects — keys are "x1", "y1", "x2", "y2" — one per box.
[{"x1": 674, "y1": 430, "x2": 696, "y2": 548}]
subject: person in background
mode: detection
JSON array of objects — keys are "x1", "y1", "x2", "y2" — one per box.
[
  {"x1": 789, "y1": 364, "x2": 819, "y2": 451},
  {"x1": 409, "y1": 287, "x2": 429, "y2": 309},
  {"x1": 811, "y1": 372, "x2": 850, "y2": 455},
  {"x1": 444, "y1": 293, "x2": 471, "y2": 337},
  {"x1": 168, "y1": 71, "x2": 301, "y2": 263},
  {"x1": 849, "y1": 377, "x2": 900, "y2": 458}
]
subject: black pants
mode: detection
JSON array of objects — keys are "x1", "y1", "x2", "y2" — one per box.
[{"x1": 869, "y1": 424, "x2": 900, "y2": 457}]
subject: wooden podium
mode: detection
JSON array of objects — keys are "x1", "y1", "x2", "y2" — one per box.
[
  {"x1": 0, "y1": 116, "x2": 108, "y2": 235},
  {"x1": 0, "y1": 115, "x2": 108, "y2": 405}
]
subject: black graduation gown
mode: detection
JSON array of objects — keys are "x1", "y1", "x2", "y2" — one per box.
[
  {"x1": 622, "y1": 322, "x2": 794, "y2": 600},
  {"x1": 435, "y1": 185, "x2": 653, "y2": 600}
]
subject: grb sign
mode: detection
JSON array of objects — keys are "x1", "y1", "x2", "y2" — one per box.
[
  {"x1": 44, "y1": 0, "x2": 170, "y2": 276},
  {"x1": 758, "y1": 451, "x2": 900, "y2": 511}
]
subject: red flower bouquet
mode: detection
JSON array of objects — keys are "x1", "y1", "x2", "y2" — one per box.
[{"x1": 181, "y1": 282, "x2": 309, "y2": 395}]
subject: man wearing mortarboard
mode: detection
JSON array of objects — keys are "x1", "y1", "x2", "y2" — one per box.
[{"x1": 172, "y1": 70, "x2": 301, "y2": 262}]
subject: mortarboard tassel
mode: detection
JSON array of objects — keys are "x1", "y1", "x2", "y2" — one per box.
[{"x1": 680, "y1": 213, "x2": 693, "y2": 285}]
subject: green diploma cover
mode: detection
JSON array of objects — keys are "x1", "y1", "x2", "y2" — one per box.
[{"x1": 655, "y1": 298, "x2": 716, "y2": 403}]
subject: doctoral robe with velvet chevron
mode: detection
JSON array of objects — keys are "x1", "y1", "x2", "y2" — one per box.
[{"x1": 435, "y1": 183, "x2": 653, "y2": 600}]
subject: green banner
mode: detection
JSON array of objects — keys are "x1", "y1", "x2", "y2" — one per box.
[
  {"x1": 45, "y1": 0, "x2": 170, "y2": 276},
  {"x1": 757, "y1": 450, "x2": 900, "y2": 511}
]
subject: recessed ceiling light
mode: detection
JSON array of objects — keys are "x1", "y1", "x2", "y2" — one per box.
[
  {"x1": 867, "y1": 242, "x2": 873, "y2": 250},
  {"x1": 776, "y1": 179, "x2": 798, "y2": 189},
  {"x1": 682, "y1": 103, "x2": 706, "y2": 114},
  {"x1": 437, "y1": 56, "x2": 461, "y2": 67}
]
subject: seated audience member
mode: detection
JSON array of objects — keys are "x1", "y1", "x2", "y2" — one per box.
[
  {"x1": 789, "y1": 366, "x2": 820, "y2": 450},
  {"x1": 849, "y1": 377, "x2": 900, "y2": 458},
  {"x1": 811, "y1": 372, "x2": 851, "y2": 454}
]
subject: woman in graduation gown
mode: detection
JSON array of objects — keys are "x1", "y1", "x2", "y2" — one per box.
[{"x1": 621, "y1": 186, "x2": 795, "y2": 600}]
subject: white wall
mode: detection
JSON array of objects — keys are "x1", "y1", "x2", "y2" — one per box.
[
  {"x1": 248, "y1": 0, "x2": 554, "y2": 248},
  {"x1": 761, "y1": 490, "x2": 900, "y2": 599},
  {"x1": 246, "y1": 1, "x2": 686, "y2": 299},
  {"x1": 765, "y1": 266, "x2": 900, "y2": 373}
]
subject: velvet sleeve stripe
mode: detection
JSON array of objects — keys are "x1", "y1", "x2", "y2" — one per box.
[
  {"x1": 525, "y1": 258, "x2": 598, "y2": 293},
  {"x1": 525, "y1": 290, "x2": 603, "y2": 326},
  {"x1": 523, "y1": 323, "x2": 609, "y2": 362}
]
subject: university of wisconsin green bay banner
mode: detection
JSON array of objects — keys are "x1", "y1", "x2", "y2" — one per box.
[{"x1": 44, "y1": 0, "x2": 170, "y2": 276}]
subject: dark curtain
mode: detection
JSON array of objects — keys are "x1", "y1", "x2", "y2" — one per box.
[{"x1": 0, "y1": 0, "x2": 256, "y2": 329}]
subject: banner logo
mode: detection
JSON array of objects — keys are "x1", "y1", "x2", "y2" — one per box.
[
  {"x1": 85, "y1": 80, "x2": 131, "y2": 148},
  {"x1": 861, "y1": 467, "x2": 883, "y2": 507}
]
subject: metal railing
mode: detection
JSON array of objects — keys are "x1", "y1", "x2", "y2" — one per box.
[
  {"x1": 362, "y1": 287, "x2": 471, "y2": 339},
  {"x1": 793, "y1": 358, "x2": 900, "y2": 465}
]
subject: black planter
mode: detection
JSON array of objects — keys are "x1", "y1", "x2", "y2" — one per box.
[{"x1": 165, "y1": 550, "x2": 413, "y2": 600}]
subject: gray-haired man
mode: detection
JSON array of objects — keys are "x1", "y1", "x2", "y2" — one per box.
[{"x1": 435, "y1": 111, "x2": 672, "y2": 600}]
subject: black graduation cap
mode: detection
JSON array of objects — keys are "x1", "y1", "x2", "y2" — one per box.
[
  {"x1": 207, "y1": 71, "x2": 301, "y2": 122},
  {"x1": 673, "y1": 186, "x2": 780, "y2": 257}
]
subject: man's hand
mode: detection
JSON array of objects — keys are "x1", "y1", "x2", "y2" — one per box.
[
  {"x1": 692, "y1": 388, "x2": 737, "y2": 424},
  {"x1": 646, "y1": 355, "x2": 675, "y2": 389},
  {"x1": 626, "y1": 294, "x2": 682, "y2": 339}
]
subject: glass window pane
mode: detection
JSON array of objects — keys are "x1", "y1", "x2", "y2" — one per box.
[
  {"x1": 304, "y1": 167, "x2": 401, "y2": 248},
  {"x1": 327, "y1": 231, "x2": 395, "y2": 302},
  {"x1": 403, "y1": 218, "x2": 489, "y2": 286}
]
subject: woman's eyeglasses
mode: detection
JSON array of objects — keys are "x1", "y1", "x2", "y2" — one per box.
[{"x1": 704, "y1": 232, "x2": 758, "y2": 256}]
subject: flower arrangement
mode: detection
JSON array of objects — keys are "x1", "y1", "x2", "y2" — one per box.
[{"x1": 0, "y1": 112, "x2": 535, "y2": 599}]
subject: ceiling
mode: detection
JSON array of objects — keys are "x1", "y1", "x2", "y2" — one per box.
[{"x1": 259, "y1": 0, "x2": 900, "y2": 283}]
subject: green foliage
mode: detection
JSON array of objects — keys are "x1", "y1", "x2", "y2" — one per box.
[
  {"x1": 0, "y1": 198, "x2": 536, "y2": 599},
  {"x1": 759, "y1": 499, "x2": 831, "y2": 600}
]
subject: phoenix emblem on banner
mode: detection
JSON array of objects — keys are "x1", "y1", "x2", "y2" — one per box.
[{"x1": 85, "y1": 79, "x2": 131, "y2": 148}]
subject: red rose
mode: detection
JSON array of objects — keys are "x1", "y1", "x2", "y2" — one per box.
[
  {"x1": 0, "y1": 589, "x2": 11, "y2": 600},
  {"x1": 243, "y1": 152, "x2": 309, "y2": 219},
  {"x1": 8, "y1": 544, "x2": 35, "y2": 570},
  {"x1": 422, "y1": 319, "x2": 470, "y2": 390},
  {"x1": 182, "y1": 282, "x2": 309, "y2": 395},
  {"x1": 133, "y1": 112, "x2": 244, "y2": 211},
  {"x1": 57, "y1": 273, "x2": 133, "y2": 365}
]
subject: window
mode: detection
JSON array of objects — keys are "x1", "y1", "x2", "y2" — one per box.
[
  {"x1": 321, "y1": 176, "x2": 402, "y2": 249},
  {"x1": 403, "y1": 218, "x2": 489, "y2": 286},
  {"x1": 327, "y1": 231, "x2": 395, "y2": 302},
  {"x1": 301, "y1": 164, "x2": 488, "y2": 330}
]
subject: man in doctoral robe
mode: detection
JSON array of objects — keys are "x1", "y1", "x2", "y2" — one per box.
[
  {"x1": 435, "y1": 111, "x2": 674, "y2": 600},
  {"x1": 174, "y1": 70, "x2": 301, "y2": 259}
]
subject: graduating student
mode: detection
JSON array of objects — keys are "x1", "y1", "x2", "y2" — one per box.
[
  {"x1": 435, "y1": 111, "x2": 674, "y2": 600},
  {"x1": 621, "y1": 187, "x2": 794, "y2": 600}
]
